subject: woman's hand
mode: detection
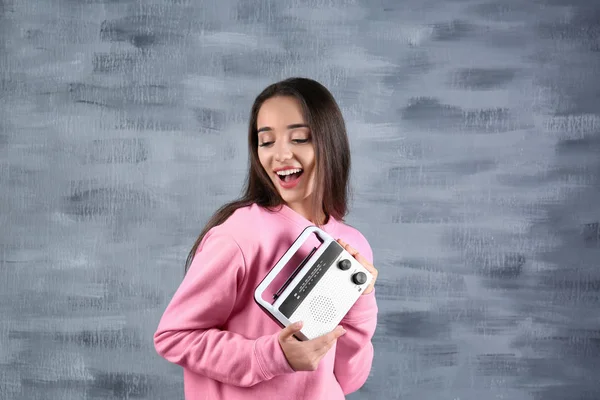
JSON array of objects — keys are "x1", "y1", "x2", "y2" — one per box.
[
  {"x1": 278, "y1": 321, "x2": 346, "y2": 371},
  {"x1": 336, "y1": 239, "x2": 378, "y2": 295}
]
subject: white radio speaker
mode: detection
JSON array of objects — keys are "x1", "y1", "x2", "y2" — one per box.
[{"x1": 254, "y1": 226, "x2": 373, "y2": 341}]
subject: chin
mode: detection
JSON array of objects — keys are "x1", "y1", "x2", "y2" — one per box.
[{"x1": 269, "y1": 173, "x2": 314, "y2": 206}]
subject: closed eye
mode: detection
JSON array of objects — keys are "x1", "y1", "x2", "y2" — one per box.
[{"x1": 259, "y1": 139, "x2": 309, "y2": 147}]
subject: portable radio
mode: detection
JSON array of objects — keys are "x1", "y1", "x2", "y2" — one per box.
[{"x1": 254, "y1": 226, "x2": 373, "y2": 341}]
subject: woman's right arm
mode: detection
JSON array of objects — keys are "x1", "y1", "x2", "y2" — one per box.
[{"x1": 153, "y1": 232, "x2": 296, "y2": 387}]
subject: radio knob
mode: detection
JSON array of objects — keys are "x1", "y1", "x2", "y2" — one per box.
[
  {"x1": 338, "y1": 259, "x2": 351, "y2": 270},
  {"x1": 352, "y1": 272, "x2": 367, "y2": 285}
]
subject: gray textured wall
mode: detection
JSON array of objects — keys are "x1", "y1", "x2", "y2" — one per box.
[{"x1": 1, "y1": 0, "x2": 599, "y2": 399}]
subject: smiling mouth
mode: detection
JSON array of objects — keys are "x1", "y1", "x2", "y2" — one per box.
[{"x1": 276, "y1": 169, "x2": 303, "y2": 183}]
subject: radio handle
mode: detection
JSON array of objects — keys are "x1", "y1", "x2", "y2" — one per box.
[{"x1": 254, "y1": 226, "x2": 332, "y2": 308}]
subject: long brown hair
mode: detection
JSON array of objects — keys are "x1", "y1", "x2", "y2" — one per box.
[{"x1": 184, "y1": 77, "x2": 352, "y2": 273}]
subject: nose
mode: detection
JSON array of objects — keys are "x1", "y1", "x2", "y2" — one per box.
[{"x1": 274, "y1": 140, "x2": 293, "y2": 162}]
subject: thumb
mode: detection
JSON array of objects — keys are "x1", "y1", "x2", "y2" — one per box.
[{"x1": 280, "y1": 321, "x2": 303, "y2": 340}]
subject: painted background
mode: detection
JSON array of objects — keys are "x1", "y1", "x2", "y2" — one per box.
[{"x1": 1, "y1": 0, "x2": 599, "y2": 399}]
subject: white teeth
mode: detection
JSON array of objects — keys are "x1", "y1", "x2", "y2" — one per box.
[{"x1": 276, "y1": 168, "x2": 302, "y2": 176}]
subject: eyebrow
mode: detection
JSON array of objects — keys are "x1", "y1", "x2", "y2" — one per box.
[{"x1": 257, "y1": 123, "x2": 309, "y2": 134}]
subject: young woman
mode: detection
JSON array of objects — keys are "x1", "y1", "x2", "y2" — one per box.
[{"x1": 154, "y1": 77, "x2": 379, "y2": 399}]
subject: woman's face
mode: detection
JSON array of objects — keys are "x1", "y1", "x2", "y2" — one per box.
[{"x1": 256, "y1": 96, "x2": 317, "y2": 218}]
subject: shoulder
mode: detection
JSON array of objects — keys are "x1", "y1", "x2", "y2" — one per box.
[
  {"x1": 334, "y1": 220, "x2": 374, "y2": 263},
  {"x1": 192, "y1": 206, "x2": 258, "y2": 272},
  {"x1": 212, "y1": 203, "x2": 261, "y2": 235},
  {"x1": 204, "y1": 203, "x2": 265, "y2": 251}
]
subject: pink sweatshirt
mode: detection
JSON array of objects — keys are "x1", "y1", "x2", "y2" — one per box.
[{"x1": 154, "y1": 203, "x2": 378, "y2": 400}]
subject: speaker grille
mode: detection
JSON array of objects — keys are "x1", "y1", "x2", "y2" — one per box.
[{"x1": 309, "y1": 295, "x2": 337, "y2": 324}]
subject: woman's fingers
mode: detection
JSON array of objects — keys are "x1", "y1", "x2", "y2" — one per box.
[{"x1": 336, "y1": 238, "x2": 378, "y2": 294}]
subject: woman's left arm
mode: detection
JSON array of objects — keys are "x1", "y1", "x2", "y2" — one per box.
[{"x1": 332, "y1": 238, "x2": 379, "y2": 395}]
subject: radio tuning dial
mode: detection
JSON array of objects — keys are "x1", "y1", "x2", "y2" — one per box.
[
  {"x1": 352, "y1": 272, "x2": 367, "y2": 285},
  {"x1": 338, "y1": 259, "x2": 351, "y2": 270}
]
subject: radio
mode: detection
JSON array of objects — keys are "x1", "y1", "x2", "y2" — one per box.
[{"x1": 254, "y1": 226, "x2": 373, "y2": 341}]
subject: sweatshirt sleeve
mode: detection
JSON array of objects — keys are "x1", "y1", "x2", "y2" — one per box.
[
  {"x1": 333, "y1": 236, "x2": 379, "y2": 395},
  {"x1": 153, "y1": 232, "x2": 296, "y2": 387}
]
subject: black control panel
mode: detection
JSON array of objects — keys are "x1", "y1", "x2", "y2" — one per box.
[{"x1": 278, "y1": 241, "x2": 343, "y2": 318}]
